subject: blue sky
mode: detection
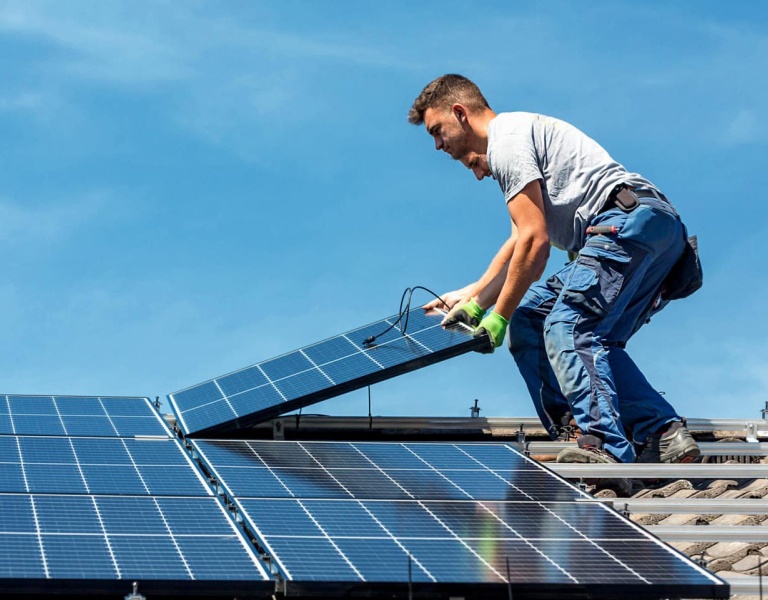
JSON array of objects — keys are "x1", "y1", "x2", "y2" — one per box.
[{"x1": 1, "y1": 1, "x2": 766, "y2": 423}]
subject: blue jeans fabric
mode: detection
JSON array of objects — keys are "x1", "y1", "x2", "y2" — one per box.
[{"x1": 508, "y1": 197, "x2": 686, "y2": 463}]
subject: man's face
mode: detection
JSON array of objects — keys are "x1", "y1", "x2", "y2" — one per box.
[
  {"x1": 423, "y1": 106, "x2": 470, "y2": 160},
  {"x1": 461, "y1": 151, "x2": 492, "y2": 181}
]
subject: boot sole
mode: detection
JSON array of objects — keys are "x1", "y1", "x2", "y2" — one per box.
[{"x1": 662, "y1": 445, "x2": 701, "y2": 464}]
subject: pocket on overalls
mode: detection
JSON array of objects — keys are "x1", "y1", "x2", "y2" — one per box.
[{"x1": 548, "y1": 251, "x2": 630, "y2": 322}]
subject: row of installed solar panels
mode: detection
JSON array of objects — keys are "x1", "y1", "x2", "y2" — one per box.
[{"x1": 0, "y1": 395, "x2": 727, "y2": 599}]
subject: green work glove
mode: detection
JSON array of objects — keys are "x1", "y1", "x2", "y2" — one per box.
[
  {"x1": 442, "y1": 298, "x2": 486, "y2": 329},
  {"x1": 473, "y1": 312, "x2": 510, "y2": 353}
]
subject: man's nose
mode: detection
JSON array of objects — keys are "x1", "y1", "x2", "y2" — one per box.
[
  {"x1": 434, "y1": 136, "x2": 443, "y2": 151},
  {"x1": 473, "y1": 167, "x2": 485, "y2": 180}
]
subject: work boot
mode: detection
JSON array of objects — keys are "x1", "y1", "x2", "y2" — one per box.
[
  {"x1": 556, "y1": 435, "x2": 633, "y2": 496},
  {"x1": 636, "y1": 420, "x2": 700, "y2": 463}
]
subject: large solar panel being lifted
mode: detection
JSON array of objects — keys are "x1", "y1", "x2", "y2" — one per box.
[
  {"x1": 192, "y1": 439, "x2": 728, "y2": 599},
  {"x1": 0, "y1": 395, "x2": 271, "y2": 596},
  {"x1": 169, "y1": 308, "x2": 488, "y2": 436}
]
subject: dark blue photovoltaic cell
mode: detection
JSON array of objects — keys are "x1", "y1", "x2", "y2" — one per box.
[
  {"x1": 2, "y1": 435, "x2": 210, "y2": 496},
  {"x1": 0, "y1": 496, "x2": 35, "y2": 532},
  {"x1": 194, "y1": 440, "x2": 727, "y2": 594},
  {"x1": 460, "y1": 539, "x2": 575, "y2": 584},
  {"x1": 0, "y1": 396, "x2": 169, "y2": 438},
  {"x1": 265, "y1": 537, "x2": 360, "y2": 581},
  {"x1": 364, "y1": 501, "x2": 452, "y2": 538},
  {"x1": 12, "y1": 415, "x2": 66, "y2": 436},
  {"x1": 218, "y1": 368, "x2": 269, "y2": 396},
  {"x1": 44, "y1": 535, "x2": 117, "y2": 578},
  {"x1": 0, "y1": 464, "x2": 26, "y2": 492},
  {"x1": 59, "y1": 416, "x2": 116, "y2": 436},
  {"x1": 0, "y1": 536, "x2": 46, "y2": 578},
  {"x1": 97, "y1": 496, "x2": 168, "y2": 533},
  {"x1": 169, "y1": 308, "x2": 486, "y2": 435},
  {"x1": 110, "y1": 536, "x2": 190, "y2": 579},
  {"x1": 174, "y1": 536, "x2": 266, "y2": 580},
  {"x1": 0, "y1": 494, "x2": 270, "y2": 583},
  {"x1": 34, "y1": 495, "x2": 102, "y2": 533},
  {"x1": 336, "y1": 537, "x2": 433, "y2": 582},
  {"x1": 399, "y1": 539, "x2": 504, "y2": 583},
  {"x1": 26, "y1": 464, "x2": 88, "y2": 494},
  {"x1": 7, "y1": 396, "x2": 56, "y2": 413}
]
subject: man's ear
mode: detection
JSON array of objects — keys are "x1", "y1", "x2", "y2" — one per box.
[{"x1": 452, "y1": 103, "x2": 469, "y2": 125}]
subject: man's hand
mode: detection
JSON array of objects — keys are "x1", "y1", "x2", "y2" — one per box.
[
  {"x1": 423, "y1": 284, "x2": 476, "y2": 312},
  {"x1": 442, "y1": 298, "x2": 486, "y2": 329},
  {"x1": 473, "y1": 312, "x2": 510, "y2": 353}
]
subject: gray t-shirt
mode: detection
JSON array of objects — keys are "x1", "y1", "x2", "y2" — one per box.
[{"x1": 487, "y1": 112, "x2": 658, "y2": 252}]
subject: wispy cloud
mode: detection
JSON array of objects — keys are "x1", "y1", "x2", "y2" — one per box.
[
  {"x1": 0, "y1": 192, "x2": 108, "y2": 244},
  {"x1": 0, "y1": 1, "x2": 193, "y2": 85},
  {"x1": 0, "y1": 1, "x2": 418, "y2": 161},
  {"x1": 0, "y1": 92, "x2": 47, "y2": 111},
  {"x1": 724, "y1": 109, "x2": 762, "y2": 144}
]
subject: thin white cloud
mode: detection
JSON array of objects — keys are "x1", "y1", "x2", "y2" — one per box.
[
  {"x1": 0, "y1": 92, "x2": 46, "y2": 111},
  {"x1": 0, "y1": 192, "x2": 109, "y2": 244},
  {"x1": 0, "y1": 1, "x2": 193, "y2": 85},
  {"x1": 724, "y1": 109, "x2": 762, "y2": 144}
]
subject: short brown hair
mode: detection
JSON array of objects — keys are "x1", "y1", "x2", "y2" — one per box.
[{"x1": 408, "y1": 74, "x2": 490, "y2": 125}]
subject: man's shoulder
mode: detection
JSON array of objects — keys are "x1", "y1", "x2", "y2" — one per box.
[
  {"x1": 490, "y1": 111, "x2": 562, "y2": 137},
  {"x1": 491, "y1": 111, "x2": 538, "y2": 128}
]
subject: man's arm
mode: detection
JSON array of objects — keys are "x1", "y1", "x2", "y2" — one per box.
[
  {"x1": 492, "y1": 179, "x2": 550, "y2": 319},
  {"x1": 474, "y1": 223, "x2": 516, "y2": 309}
]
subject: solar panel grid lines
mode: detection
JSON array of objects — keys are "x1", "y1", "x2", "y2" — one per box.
[
  {"x1": 0, "y1": 435, "x2": 212, "y2": 496},
  {"x1": 0, "y1": 493, "x2": 271, "y2": 582},
  {"x1": 169, "y1": 308, "x2": 488, "y2": 436},
  {"x1": 0, "y1": 395, "x2": 273, "y2": 593},
  {"x1": 190, "y1": 439, "x2": 727, "y2": 598},
  {"x1": 0, "y1": 395, "x2": 170, "y2": 438}
]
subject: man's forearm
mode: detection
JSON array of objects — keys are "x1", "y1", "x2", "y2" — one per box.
[
  {"x1": 493, "y1": 235, "x2": 549, "y2": 319},
  {"x1": 473, "y1": 235, "x2": 516, "y2": 309}
]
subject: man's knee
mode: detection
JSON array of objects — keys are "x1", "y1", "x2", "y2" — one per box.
[{"x1": 543, "y1": 319, "x2": 582, "y2": 397}]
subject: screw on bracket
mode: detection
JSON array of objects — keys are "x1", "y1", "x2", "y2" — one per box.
[
  {"x1": 124, "y1": 582, "x2": 146, "y2": 600},
  {"x1": 470, "y1": 399, "x2": 481, "y2": 418},
  {"x1": 746, "y1": 422, "x2": 759, "y2": 443}
]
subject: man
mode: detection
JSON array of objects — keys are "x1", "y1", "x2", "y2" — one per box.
[{"x1": 410, "y1": 74, "x2": 700, "y2": 470}]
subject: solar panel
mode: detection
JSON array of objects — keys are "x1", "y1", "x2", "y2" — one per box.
[
  {"x1": 169, "y1": 308, "x2": 489, "y2": 437},
  {"x1": 0, "y1": 435, "x2": 211, "y2": 495},
  {"x1": 192, "y1": 439, "x2": 728, "y2": 599},
  {"x1": 0, "y1": 395, "x2": 169, "y2": 437},
  {"x1": 0, "y1": 395, "x2": 272, "y2": 595},
  {"x1": 0, "y1": 494, "x2": 270, "y2": 591}
]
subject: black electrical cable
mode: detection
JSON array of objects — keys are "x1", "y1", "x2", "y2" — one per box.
[{"x1": 361, "y1": 286, "x2": 448, "y2": 347}]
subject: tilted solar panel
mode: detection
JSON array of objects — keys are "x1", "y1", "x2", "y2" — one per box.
[
  {"x1": 169, "y1": 308, "x2": 489, "y2": 436},
  {"x1": 0, "y1": 395, "x2": 271, "y2": 596},
  {"x1": 192, "y1": 439, "x2": 729, "y2": 599}
]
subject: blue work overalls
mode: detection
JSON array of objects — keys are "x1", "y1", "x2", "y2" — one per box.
[{"x1": 508, "y1": 193, "x2": 686, "y2": 463}]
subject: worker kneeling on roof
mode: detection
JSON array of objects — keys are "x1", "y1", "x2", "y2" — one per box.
[{"x1": 411, "y1": 74, "x2": 702, "y2": 467}]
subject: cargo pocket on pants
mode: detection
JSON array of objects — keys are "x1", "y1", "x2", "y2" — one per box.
[{"x1": 552, "y1": 254, "x2": 628, "y2": 321}]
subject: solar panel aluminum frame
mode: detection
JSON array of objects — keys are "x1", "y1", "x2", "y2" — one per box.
[
  {"x1": 0, "y1": 577, "x2": 275, "y2": 598},
  {"x1": 169, "y1": 309, "x2": 491, "y2": 437},
  {"x1": 280, "y1": 578, "x2": 729, "y2": 600}
]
